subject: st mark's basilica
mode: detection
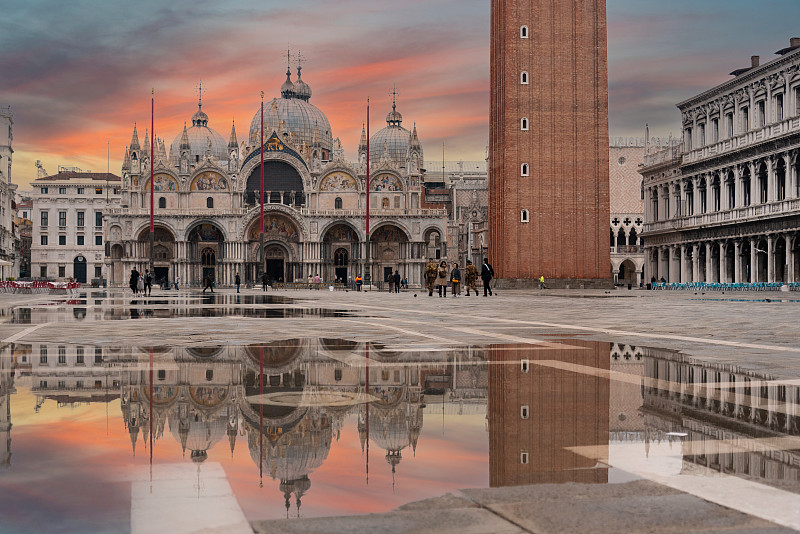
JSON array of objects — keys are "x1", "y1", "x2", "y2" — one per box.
[{"x1": 105, "y1": 64, "x2": 446, "y2": 287}]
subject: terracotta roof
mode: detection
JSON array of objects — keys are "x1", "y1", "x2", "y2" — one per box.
[{"x1": 35, "y1": 171, "x2": 121, "y2": 182}]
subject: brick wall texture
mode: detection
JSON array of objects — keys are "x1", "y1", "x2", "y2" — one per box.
[{"x1": 490, "y1": 0, "x2": 612, "y2": 284}]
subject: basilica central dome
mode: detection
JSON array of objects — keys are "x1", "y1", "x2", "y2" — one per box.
[
  {"x1": 249, "y1": 67, "x2": 333, "y2": 157},
  {"x1": 169, "y1": 102, "x2": 228, "y2": 164}
]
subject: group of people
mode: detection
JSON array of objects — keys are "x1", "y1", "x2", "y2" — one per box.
[
  {"x1": 424, "y1": 257, "x2": 494, "y2": 297},
  {"x1": 129, "y1": 268, "x2": 153, "y2": 296}
]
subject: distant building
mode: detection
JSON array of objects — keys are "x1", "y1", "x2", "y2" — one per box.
[
  {"x1": 422, "y1": 160, "x2": 489, "y2": 266},
  {"x1": 489, "y1": 0, "x2": 611, "y2": 288},
  {"x1": 0, "y1": 106, "x2": 17, "y2": 279},
  {"x1": 30, "y1": 170, "x2": 121, "y2": 282},
  {"x1": 641, "y1": 39, "x2": 800, "y2": 284},
  {"x1": 14, "y1": 197, "x2": 32, "y2": 278},
  {"x1": 609, "y1": 138, "x2": 646, "y2": 287}
]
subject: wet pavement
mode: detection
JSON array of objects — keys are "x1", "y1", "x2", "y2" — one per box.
[{"x1": 0, "y1": 287, "x2": 799, "y2": 533}]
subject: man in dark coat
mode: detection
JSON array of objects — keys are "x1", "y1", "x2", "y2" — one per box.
[
  {"x1": 393, "y1": 270, "x2": 401, "y2": 293},
  {"x1": 481, "y1": 257, "x2": 494, "y2": 297},
  {"x1": 261, "y1": 271, "x2": 269, "y2": 291}
]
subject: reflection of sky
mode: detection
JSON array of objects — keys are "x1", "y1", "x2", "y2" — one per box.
[
  {"x1": 4, "y1": 1, "x2": 800, "y2": 186},
  {"x1": 1, "y1": 386, "x2": 488, "y2": 529}
]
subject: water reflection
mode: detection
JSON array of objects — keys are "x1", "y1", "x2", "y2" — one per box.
[{"x1": 3, "y1": 338, "x2": 800, "y2": 529}]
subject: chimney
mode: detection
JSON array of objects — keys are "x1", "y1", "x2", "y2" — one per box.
[{"x1": 751, "y1": 56, "x2": 760, "y2": 68}]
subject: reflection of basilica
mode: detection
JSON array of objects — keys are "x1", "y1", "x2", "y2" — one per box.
[{"x1": 105, "y1": 61, "x2": 447, "y2": 288}]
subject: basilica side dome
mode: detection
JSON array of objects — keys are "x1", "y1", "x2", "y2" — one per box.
[
  {"x1": 249, "y1": 67, "x2": 333, "y2": 157},
  {"x1": 369, "y1": 100, "x2": 422, "y2": 170},
  {"x1": 169, "y1": 103, "x2": 228, "y2": 165}
]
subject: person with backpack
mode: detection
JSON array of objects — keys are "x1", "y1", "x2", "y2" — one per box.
[{"x1": 143, "y1": 269, "x2": 153, "y2": 296}]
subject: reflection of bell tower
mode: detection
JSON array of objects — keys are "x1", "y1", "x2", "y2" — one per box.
[
  {"x1": 488, "y1": 341, "x2": 610, "y2": 486},
  {"x1": 0, "y1": 345, "x2": 15, "y2": 468}
]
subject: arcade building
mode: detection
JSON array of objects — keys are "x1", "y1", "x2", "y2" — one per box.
[{"x1": 105, "y1": 66, "x2": 447, "y2": 287}]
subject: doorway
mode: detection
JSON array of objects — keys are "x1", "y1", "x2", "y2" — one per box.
[
  {"x1": 73, "y1": 256, "x2": 87, "y2": 283},
  {"x1": 266, "y1": 260, "x2": 284, "y2": 283},
  {"x1": 334, "y1": 247, "x2": 349, "y2": 283},
  {"x1": 383, "y1": 266, "x2": 393, "y2": 284},
  {"x1": 154, "y1": 267, "x2": 169, "y2": 286}
]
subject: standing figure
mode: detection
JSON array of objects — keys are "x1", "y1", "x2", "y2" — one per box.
[
  {"x1": 436, "y1": 261, "x2": 448, "y2": 298},
  {"x1": 262, "y1": 272, "x2": 269, "y2": 291},
  {"x1": 393, "y1": 270, "x2": 401, "y2": 293},
  {"x1": 129, "y1": 269, "x2": 140, "y2": 295},
  {"x1": 235, "y1": 272, "x2": 241, "y2": 293},
  {"x1": 174, "y1": 275, "x2": 180, "y2": 290},
  {"x1": 539, "y1": 274, "x2": 546, "y2": 289},
  {"x1": 464, "y1": 260, "x2": 478, "y2": 296},
  {"x1": 450, "y1": 263, "x2": 461, "y2": 297},
  {"x1": 143, "y1": 269, "x2": 153, "y2": 296},
  {"x1": 424, "y1": 258, "x2": 438, "y2": 297},
  {"x1": 481, "y1": 257, "x2": 495, "y2": 297},
  {"x1": 355, "y1": 274, "x2": 363, "y2": 291}
]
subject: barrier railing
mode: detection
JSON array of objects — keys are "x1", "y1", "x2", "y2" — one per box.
[
  {"x1": 651, "y1": 281, "x2": 798, "y2": 291},
  {"x1": 0, "y1": 281, "x2": 82, "y2": 294}
]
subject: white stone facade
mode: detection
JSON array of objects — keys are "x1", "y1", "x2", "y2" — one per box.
[
  {"x1": 105, "y1": 70, "x2": 446, "y2": 288},
  {"x1": 609, "y1": 139, "x2": 646, "y2": 287},
  {"x1": 30, "y1": 172, "x2": 121, "y2": 283},
  {"x1": 641, "y1": 39, "x2": 800, "y2": 284}
]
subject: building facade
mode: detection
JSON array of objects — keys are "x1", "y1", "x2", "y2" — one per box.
[
  {"x1": 14, "y1": 197, "x2": 32, "y2": 278},
  {"x1": 489, "y1": 0, "x2": 611, "y2": 288},
  {"x1": 31, "y1": 171, "x2": 121, "y2": 282},
  {"x1": 105, "y1": 68, "x2": 446, "y2": 288},
  {"x1": 609, "y1": 138, "x2": 646, "y2": 287},
  {"x1": 641, "y1": 39, "x2": 800, "y2": 284},
  {"x1": 0, "y1": 106, "x2": 17, "y2": 279},
  {"x1": 422, "y1": 160, "x2": 489, "y2": 267}
]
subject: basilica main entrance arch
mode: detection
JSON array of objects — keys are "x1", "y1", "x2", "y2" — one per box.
[
  {"x1": 245, "y1": 212, "x2": 302, "y2": 284},
  {"x1": 137, "y1": 226, "x2": 176, "y2": 284}
]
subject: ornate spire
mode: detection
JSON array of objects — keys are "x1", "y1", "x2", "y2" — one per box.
[
  {"x1": 142, "y1": 128, "x2": 150, "y2": 155},
  {"x1": 409, "y1": 123, "x2": 421, "y2": 149},
  {"x1": 122, "y1": 146, "x2": 130, "y2": 171},
  {"x1": 359, "y1": 123, "x2": 367, "y2": 151},
  {"x1": 280, "y1": 51, "x2": 295, "y2": 99},
  {"x1": 130, "y1": 123, "x2": 141, "y2": 151},
  {"x1": 155, "y1": 138, "x2": 167, "y2": 164},
  {"x1": 180, "y1": 122, "x2": 190, "y2": 151},
  {"x1": 386, "y1": 85, "x2": 403, "y2": 126},
  {"x1": 228, "y1": 119, "x2": 238, "y2": 149}
]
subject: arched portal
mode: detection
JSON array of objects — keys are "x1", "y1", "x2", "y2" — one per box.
[
  {"x1": 370, "y1": 224, "x2": 409, "y2": 287},
  {"x1": 245, "y1": 212, "x2": 301, "y2": 284},
  {"x1": 775, "y1": 237, "x2": 787, "y2": 283},
  {"x1": 137, "y1": 226, "x2": 176, "y2": 284},
  {"x1": 756, "y1": 238, "x2": 768, "y2": 283},
  {"x1": 187, "y1": 223, "x2": 224, "y2": 285},
  {"x1": 617, "y1": 259, "x2": 636, "y2": 287},
  {"x1": 323, "y1": 223, "x2": 359, "y2": 284}
]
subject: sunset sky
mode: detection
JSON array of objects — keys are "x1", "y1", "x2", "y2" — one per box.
[{"x1": 3, "y1": 0, "x2": 800, "y2": 187}]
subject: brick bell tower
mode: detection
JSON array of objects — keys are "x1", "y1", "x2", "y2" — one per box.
[{"x1": 489, "y1": 0, "x2": 612, "y2": 288}]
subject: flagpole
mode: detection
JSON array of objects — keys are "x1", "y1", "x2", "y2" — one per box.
[
  {"x1": 260, "y1": 92, "x2": 265, "y2": 280},
  {"x1": 149, "y1": 89, "x2": 155, "y2": 274},
  {"x1": 365, "y1": 98, "x2": 371, "y2": 290}
]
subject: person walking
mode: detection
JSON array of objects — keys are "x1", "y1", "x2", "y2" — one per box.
[
  {"x1": 129, "y1": 269, "x2": 140, "y2": 295},
  {"x1": 386, "y1": 271, "x2": 394, "y2": 293},
  {"x1": 450, "y1": 263, "x2": 461, "y2": 297},
  {"x1": 143, "y1": 269, "x2": 153, "y2": 296},
  {"x1": 261, "y1": 272, "x2": 269, "y2": 291},
  {"x1": 436, "y1": 260, "x2": 449, "y2": 297},
  {"x1": 393, "y1": 270, "x2": 401, "y2": 293},
  {"x1": 424, "y1": 258, "x2": 438, "y2": 296},
  {"x1": 203, "y1": 274, "x2": 214, "y2": 293},
  {"x1": 481, "y1": 257, "x2": 495, "y2": 297},
  {"x1": 235, "y1": 272, "x2": 241, "y2": 293},
  {"x1": 538, "y1": 274, "x2": 546, "y2": 289},
  {"x1": 464, "y1": 260, "x2": 478, "y2": 296}
]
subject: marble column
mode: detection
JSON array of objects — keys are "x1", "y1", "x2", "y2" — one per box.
[
  {"x1": 692, "y1": 244, "x2": 700, "y2": 283},
  {"x1": 705, "y1": 242, "x2": 713, "y2": 282},
  {"x1": 719, "y1": 242, "x2": 727, "y2": 283},
  {"x1": 767, "y1": 235, "x2": 775, "y2": 283},
  {"x1": 734, "y1": 241, "x2": 742, "y2": 283},
  {"x1": 750, "y1": 238, "x2": 758, "y2": 283}
]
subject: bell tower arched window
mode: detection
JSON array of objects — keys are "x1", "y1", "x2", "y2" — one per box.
[
  {"x1": 521, "y1": 71, "x2": 529, "y2": 84},
  {"x1": 520, "y1": 25, "x2": 529, "y2": 38},
  {"x1": 521, "y1": 163, "x2": 529, "y2": 177},
  {"x1": 521, "y1": 117, "x2": 529, "y2": 131},
  {"x1": 521, "y1": 209, "x2": 530, "y2": 223}
]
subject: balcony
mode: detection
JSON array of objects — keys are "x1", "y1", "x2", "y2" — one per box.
[
  {"x1": 643, "y1": 197, "x2": 800, "y2": 234},
  {"x1": 682, "y1": 116, "x2": 800, "y2": 166},
  {"x1": 611, "y1": 245, "x2": 644, "y2": 254}
]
